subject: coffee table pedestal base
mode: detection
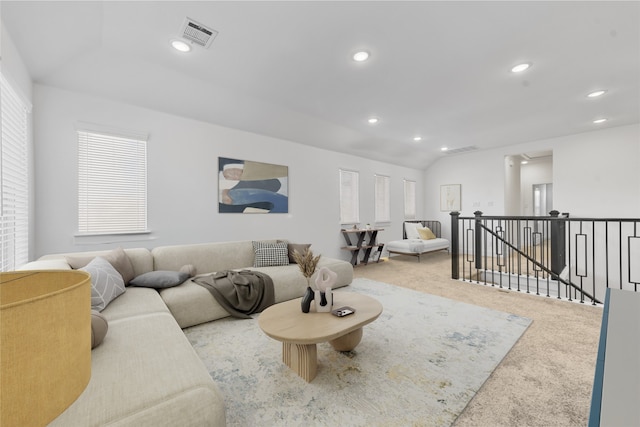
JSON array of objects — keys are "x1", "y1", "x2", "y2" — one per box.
[
  {"x1": 329, "y1": 328, "x2": 363, "y2": 352},
  {"x1": 283, "y1": 342, "x2": 318, "y2": 382},
  {"x1": 281, "y1": 327, "x2": 364, "y2": 382}
]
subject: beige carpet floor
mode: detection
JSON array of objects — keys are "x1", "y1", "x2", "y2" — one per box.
[{"x1": 353, "y1": 251, "x2": 603, "y2": 427}]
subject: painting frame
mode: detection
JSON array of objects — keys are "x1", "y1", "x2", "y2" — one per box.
[
  {"x1": 218, "y1": 157, "x2": 289, "y2": 214},
  {"x1": 440, "y1": 184, "x2": 461, "y2": 212}
]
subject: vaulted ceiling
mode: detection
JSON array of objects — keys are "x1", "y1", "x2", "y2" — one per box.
[{"x1": 2, "y1": 1, "x2": 639, "y2": 169}]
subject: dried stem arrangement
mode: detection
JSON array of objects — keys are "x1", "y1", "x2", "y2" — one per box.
[{"x1": 292, "y1": 248, "x2": 321, "y2": 281}]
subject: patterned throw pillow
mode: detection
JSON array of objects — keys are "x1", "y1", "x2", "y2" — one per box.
[
  {"x1": 80, "y1": 256, "x2": 126, "y2": 312},
  {"x1": 252, "y1": 241, "x2": 289, "y2": 267}
]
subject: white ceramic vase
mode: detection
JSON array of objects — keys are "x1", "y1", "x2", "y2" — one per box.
[{"x1": 314, "y1": 288, "x2": 333, "y2": 312}]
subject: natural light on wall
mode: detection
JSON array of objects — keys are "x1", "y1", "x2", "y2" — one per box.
[
  {"x1": 374, "y1": 174, "x2": 390, "y2": 223},
  {"x1": 0, "y1": 73, "x2": 31, "y2": 271},
  {"x1": 339, "y1": 169, "x2": 359, "y2": 224},
  {"x1": 77, "y1": 128, "x2": 148, "y2": 235},
  {"x1": 404, "y1": 179, "x2": 416, "y2": 220}
]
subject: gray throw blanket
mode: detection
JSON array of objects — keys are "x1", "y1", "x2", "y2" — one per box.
[{"x1": 193, "y1": 270, "x2": 274, "y2": 319}]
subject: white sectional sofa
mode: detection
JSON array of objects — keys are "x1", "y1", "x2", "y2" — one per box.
[{"x1": 20, "y1": 240, "x2": 353, "y2": 427}]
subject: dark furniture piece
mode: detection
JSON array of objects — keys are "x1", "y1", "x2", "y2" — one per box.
[{"x1": 341, "y1": 228, "x2": 384, "y2": 266}]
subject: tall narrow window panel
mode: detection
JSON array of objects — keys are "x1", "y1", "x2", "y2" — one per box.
[
  {"x1": 1, "y1": 74, "x2": 30, "y2": 271},
  {"x1": 404, "y1": 179, "x2": 416, "y2": 219},
  {"x1": 339, "y1": 169, "x2": 359, "y2": 224},
  {"x1": 374, "y1": 174, "x2": 390, "y2": 223},
  {"x1": 78, "y1": 130, "x2": 148, "y2": 235}
]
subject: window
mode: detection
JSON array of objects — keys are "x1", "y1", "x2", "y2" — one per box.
[
  {"x1": 374, "y1": 174, "x2": 390, "y2": 223},
  {"x1": 77, "y1": 129, "x2": 148, "y2": 235},
  {"x1": 1, "y1": 73, "x2": 31, "y2": 271},
  {"x1": 339, "y1": 169, "x2": 359, "y2": 224},
  {"x1": 404, "y1": 179, "x2": 416, "y2": 219}
]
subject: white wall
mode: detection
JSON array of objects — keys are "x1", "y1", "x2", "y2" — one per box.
[
  {"x1": 553, "y1": 125, "x2": 640, "y2": 218},
  {"x1": 504, "y1": 155, "x2": 522, "y2": 216},
  {"x1": 1, "y1": 25, "x2": 32, "y2": 100},
  {"x1": 424, "y1": 123, "x2": 640, "y2": 240},
  {"x1": 521, "y1": 158, "x2": 553, "y2": 216},
  {"x1": 32, "y1": 85, "x2": 424, "y2": 260},
  {"x1": 1, "y1": 23, "x2": 35, "y2": 260}
]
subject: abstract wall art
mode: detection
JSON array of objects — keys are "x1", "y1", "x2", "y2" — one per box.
[{"x1": 218, "y1": 157, "x2": 289, "y2": 213}]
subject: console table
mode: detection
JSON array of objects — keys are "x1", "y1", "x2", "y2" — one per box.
[{"x1": 341, "y1": 228, "x2": 384, "y2": 266}]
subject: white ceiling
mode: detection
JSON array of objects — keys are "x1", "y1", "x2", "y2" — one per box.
[{"x1": 2, "y1": 1, "x2": 639, "y2": 169}]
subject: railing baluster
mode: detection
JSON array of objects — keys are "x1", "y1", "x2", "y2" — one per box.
[
  {"x1": 605, "y1": 222, "x2": 609, "y2": 293},
  {"x1": 631, "y1": 222, "x2": 639, "y2": 292},
  {"x1": 619, "y1": 220, "x2": 623, "y2": 291},
  {"x1": 450, "y1": 211, "x2": 460, "y2": 280},
  {"x1": 592, "y1": 221, "x2": 596, "y2": 305},
  {"x1": 451, "y1": 214, "x2": 638, "y2": 305}
]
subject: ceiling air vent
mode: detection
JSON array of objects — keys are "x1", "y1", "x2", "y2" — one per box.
[
  {"x1": 444, "y1": 146, "x2": 478, "y2": 155},
  {"x1": 179, "y1": 17, "x2": 218, "y2": 49}
]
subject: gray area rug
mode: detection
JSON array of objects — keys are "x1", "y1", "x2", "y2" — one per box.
[{"x1": 184, "y1": 278, "x2": 532, "y2": 426}]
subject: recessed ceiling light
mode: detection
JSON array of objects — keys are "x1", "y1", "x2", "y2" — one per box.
[
  {"x1": 521, "y1": 160, "x2": 529, "y2": 165},
  {"x1": 511, "y1": 62, "x2": 531, "y2": 73},
  {"x1": 367, "y1": 117, "x2": 379, "y2": 124},
  {"x1": 353, "y1": 51, "x2": 370, "y2": 62},
  {"x1": 441, "y1": 147, "x2": 448, "y2": 152},
  {"x1": 587, "y1": 90, "x2": 607, "y2": 98},
  {"x1": 413, "y1": 136, "x2": 422, "y2": 142},
  {"x1": 593, "y1": 118, "x2": 608, "y2": 124},
  {"x1": 171, "y1": 40, "x2": 191, "y2": 52}
]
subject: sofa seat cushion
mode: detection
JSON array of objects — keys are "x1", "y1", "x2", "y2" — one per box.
[
  {"x1": 160, "y1": 280, "x2": 230, "y2": 329},
  {"x1": 101, "y1": 287, "x2": 170, "y2": 323},
  {"x1": 49, "y1": 312, "x2": 225, "y2": 427}
]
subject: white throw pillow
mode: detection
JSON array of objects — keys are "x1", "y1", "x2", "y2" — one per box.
[
  {"x1": 404, "y1": 222, "x2": 422, "y2": 239},
  {"x1": 80, "y1": 256, "x2": 126, "y2": 312}
]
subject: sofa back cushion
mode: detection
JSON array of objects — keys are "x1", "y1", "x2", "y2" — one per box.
[
  {"x1": 152, "y1": 240, "x2": 270, "y2": 274},
  {"x1": 39, "y1": 248, "x2": 154, "y2": 278}
]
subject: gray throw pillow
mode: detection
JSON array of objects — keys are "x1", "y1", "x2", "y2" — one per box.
[
  {"x1": 80, "y1": 256, "x2": 126, "y2": 312},
  {"x1": 277, "y1": 240, "x2": 312, "y2": 263},
  {"x1": 288, "y1": 243, "x2": 311, "y2": 264},
  {"x1": 129, "y1": 271, "x2": 190, "y2": 289},
  {"x1": 252, "y1": 241, "x2": 289, "y2": 267},
  {"x1": 91, "y1": 310, "x2": 108, "y2": 349}
]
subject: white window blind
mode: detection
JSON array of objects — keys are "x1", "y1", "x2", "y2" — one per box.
[
  {"x1": 404, "y1": 179, "x2": 416, "y2": 219},
  {"x1": 339, "y1": 169, "x2": 359, "y2": 224},
  {"x1": 374, "y1": 174, "x2": 390, "y2": 223},
  {"x1": 78, "y1": 130, "x2": 148, "y2": 235},
  {"x1": 1, "y1": 73, "x2": 30, "y2": 271}
]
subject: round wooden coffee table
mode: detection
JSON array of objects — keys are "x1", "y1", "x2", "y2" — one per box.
[{"x1": 258, "y1": 292, "x2": 382, "y2": 382}]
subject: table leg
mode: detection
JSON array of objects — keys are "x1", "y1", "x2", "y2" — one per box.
[
  {"x1": 329, "y1": 328, "x2": 363, "y2": 351},
  {"x1": 282, "y1": 342, "x2": 317, "y2": 382}
]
